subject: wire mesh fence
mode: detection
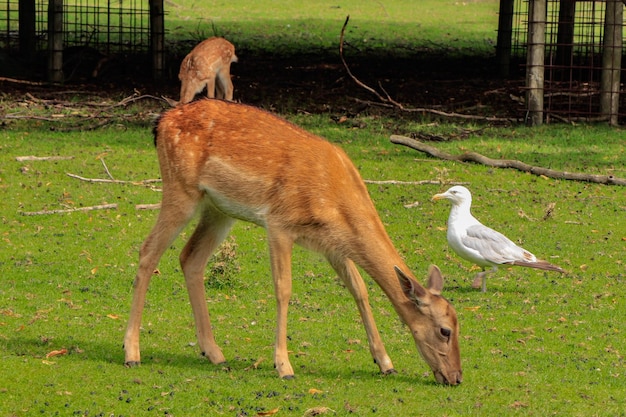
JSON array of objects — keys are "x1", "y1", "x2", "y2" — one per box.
[
  {"x1": 0, "y1": 0, "x2": 150, "y2": 53},
  {"x1": 1, "y1": 0, "x2": 624, "y2": 122},
  {"x1": 509, "y1": 0, "x2": 625, "y2": 122}
]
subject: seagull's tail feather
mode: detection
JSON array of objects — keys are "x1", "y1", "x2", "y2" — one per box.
[{"x1": 510, "y1": 259, "x2": 565, "y2": 273}]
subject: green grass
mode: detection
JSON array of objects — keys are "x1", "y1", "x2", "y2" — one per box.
[
  {"x1": 166, "y1": 0, "x2": 500, "y2": 57},
  {"x1": 1, "y1": 1, "x2": 625, "y2": 415},
  {"x1": 1, "y1": 115, "x2": 624, "y2": 416}
]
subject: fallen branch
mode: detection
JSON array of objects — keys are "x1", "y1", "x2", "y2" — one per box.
[
  {"x1": 16, "y1": 155, "x2": 74, "y2": 162},
  {"x1": 21, "y1": 203, "x2": 118, "y2": 216},
  {"x1": 390, "y1": 134, "x2": 626, "y2": 186}
]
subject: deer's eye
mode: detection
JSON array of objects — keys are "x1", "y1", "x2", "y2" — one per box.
[{"x1": 440, "y1": 328, "x2": 451, "y2": 338}]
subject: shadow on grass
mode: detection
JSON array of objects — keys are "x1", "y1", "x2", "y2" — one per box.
[{"x1": 3, "y1": 333, "x2": 445, "y2": 386}]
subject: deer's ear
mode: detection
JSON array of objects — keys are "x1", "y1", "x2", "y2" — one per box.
[
  {"x1": 426, "y1": 264, "x2": 444, "y2": 295},
  {"x1": 395, "y1": 266, "x2": 427, "y2": 303}
]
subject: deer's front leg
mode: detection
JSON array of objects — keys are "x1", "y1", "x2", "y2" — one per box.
[
  {"x1": 268, "y1": 232, "x2": 295, "y2": 379},
  {"x1": 329, "y1": 257, "x2": 395, "y2": 374},
  {"x1": 124, "y1": 264, "x2": 153, "y2": 366}
]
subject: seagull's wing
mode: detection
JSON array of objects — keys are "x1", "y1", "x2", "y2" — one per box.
[{"x1": 462, "y1": 224, "x2": 536, "y2": 265}]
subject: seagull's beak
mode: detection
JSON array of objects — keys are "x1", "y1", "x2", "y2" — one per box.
[{"x1": 432, "y1": 193, "x2": 446, "y2": 202}]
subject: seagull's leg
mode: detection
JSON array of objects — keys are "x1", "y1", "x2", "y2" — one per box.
[
  {"x1": 472, "y1": 270, "x2": 486, "y2": 290},
  {"x1": 472, "y1": 267, "x2": 498, "y2": 292}
]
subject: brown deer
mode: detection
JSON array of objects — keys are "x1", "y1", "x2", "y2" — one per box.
[
  {"x1": 178, "y1": 37, "x2": 237, "y2": 104},
  {"x1": 123, "y1": 100, "x2": 462, "y2": 385}
]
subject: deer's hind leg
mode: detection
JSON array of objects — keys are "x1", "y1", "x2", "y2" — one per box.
[
  {"x1": 180, "y1": 206, "x2": 235, "y2": 364},
  {"x1": 124, "y1": 197, "x2": 198, "y2": 366},
  {"x1": 205, "y1": 73, "x2": 218, "y2": 99},
  {"x1": 327, "y1": 256, "x2": 395, "y2": 374},
  {"x1": 216, "y1": 67, "x2": 234, "y2": 101}
]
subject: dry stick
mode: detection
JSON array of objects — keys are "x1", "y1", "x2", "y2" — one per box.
[
  {"x1": 364, "y1": 179, "x2": 468, "y2": 186},
  {"x1": 67, "y1": 173, "x2": 162, "y2": 187},
  {"x1": 0, "y1": 76, "x2": 45, "y2": 85},
  {"x1": 353, "y1": 98, "x2": 520, "y2": 123},
  {"x1": 21, "y1": 203, "x2": 118, "y2": 216},
  {"x1": 113, "y1": 93, "x2": 169, "y2": 108},
  {"x1": 100, "y1": 158, "x2": 115, "y2": 180},
  {"x1": 339, "y1": 17, "x2": 520, "y2": 123},
  {"x1": 135, "y1": 203, "x2": 162, "y2": 210},
  {"x1": 339, "y1": 16, "x2": 404, "y2": 109},
  {"x1": 16, "y1": 155, "x2": 74, "y2": 162},
  {"x1": 390, "y1": 134, "x2": 626, "y2": 186}
]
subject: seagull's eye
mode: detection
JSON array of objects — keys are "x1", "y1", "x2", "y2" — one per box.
[{"x1": 440, "y1": 328, "x2": 451, "y2": 339}]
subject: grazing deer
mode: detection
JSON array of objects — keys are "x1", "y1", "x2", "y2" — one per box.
[
  {"x1": 123, "y1": 100, "x2": 462, "y2": 385},
  {"x1": 178, "y1": 37, "x2": 237, "y2": 104}
]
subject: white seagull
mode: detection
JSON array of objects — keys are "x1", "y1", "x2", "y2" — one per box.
[{"x1": 432, "y1": 186, "x2": 564, "y2": 292}]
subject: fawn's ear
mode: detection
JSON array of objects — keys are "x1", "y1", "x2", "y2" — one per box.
[
  {"x1": 395, "y1": 266, "x2": 427, "y2": 304},
  {"x1": 426, "y1": 265, "x2": 444, "y2": 295}
]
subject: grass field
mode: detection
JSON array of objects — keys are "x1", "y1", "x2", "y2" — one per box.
[
  {"x1": 1, "y1": 1, "x2": 625, "y2": 416},
  {"x1": 166, "y1": 0, "x2": 500, "y2": 56}
]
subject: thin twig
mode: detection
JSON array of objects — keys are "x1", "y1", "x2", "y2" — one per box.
[
  {"x1": 338, "y1": 16, "x2": 404, "y2": 109},
  {"x1": 100, "y1": 158, "x2": 115, "y2": 180},
  {"x1": 16, "y1": 155, "x2": 74, "y2": 162},
  {"x1": 20, "y1": 203, "x2": 118, "y2": 216},
  {"x1": 364, "y1": 179, "x2": 468, "y2": 186},
  {"x1": 353, "y1": 98, "x2": 520, "y2": 123},
  {"x1": 67, "y1": 173, "x2": 162, "y2": 187},
  {"x1": 135, "y1": 203, "x2": 161, "y2": 210},
  {"x1": 338, "y1": 18, "x2": 520, "y2": 123},
  {"x1": 0, "y1": 76, "x2": 45, "y2": 85}
]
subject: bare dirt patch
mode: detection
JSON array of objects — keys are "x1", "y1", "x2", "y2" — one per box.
[{"x1": 1, "y1": 50, "x2": 526, "y2": 126}]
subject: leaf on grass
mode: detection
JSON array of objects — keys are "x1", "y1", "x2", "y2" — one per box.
[
  {"x1": 0, "y1": 309, "x2": 21, "y2": 318},
  {"x1": 46, "y1": 348, "x2": 68, "y2": 358},
  {"x1": 107, "y1": 314, "x2": 119, "y2": 320},
  {"x1": 303, "y1": 407, "x2": 334, "y2": 416},
  {"x1": 464, "y1": 306, "x2": 481, "y2": 311},
  {"x1": 308, "y1": 388, "x2": 323, "y2": 395},
  {"x1": 244, "y1": 357, "x2": 264, "y2": 371},
  {"x1": 256, "y1": 408, "x2": 279, "y2": 416}
]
